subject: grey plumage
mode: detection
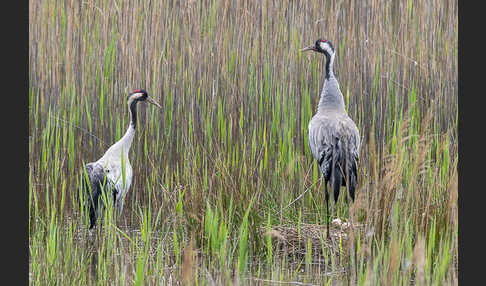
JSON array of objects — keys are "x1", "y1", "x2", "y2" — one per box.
[
  {"x1": 308, "y1": 112, "x2": 360, "y2": 200},
  {"x1": 302, "y1": 39, "x2": 360, "y2": 236},
  {"x1": 80, "y1": 89, "x2": 161, "y2": 229},
  {"x1": 82, "y1": 162, "x2": 116, "y2": 229}
]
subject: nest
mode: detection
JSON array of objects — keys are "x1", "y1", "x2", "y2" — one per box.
[{"x1": 259, "y1": 218, "x2": 358, "y2": 256}]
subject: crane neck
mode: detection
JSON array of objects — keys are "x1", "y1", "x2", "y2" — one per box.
[
  {"x1": 317, "y1": 53, "x2": 346, "y2": 114},
  {"x1": 115, "y1": 99, "x2": 138, "y2": 154},
  {"x1": 325, "y1": 51, "x2": 335, "y2": 80},
  {"x1": 129, "y1": 98, "x2": 138, "y2": 129},
  {"x1": 98, "y1": 98, "x2": 139, "y2": 164}
]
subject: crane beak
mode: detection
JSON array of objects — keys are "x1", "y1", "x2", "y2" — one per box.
[
  {"x1": 146, "y1": 97, "x2": 161, "y2": 108},
  {"x1": 300, "y1": 45, "x2": 318, "y2": 52}
]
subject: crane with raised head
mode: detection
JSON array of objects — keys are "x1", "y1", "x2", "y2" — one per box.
[
  {"x1": 81, "y1": 89, "x2": 161, "y2": 229},
  {"x1": 301, "y1": 39, "x2": 360, "y2": 237}
]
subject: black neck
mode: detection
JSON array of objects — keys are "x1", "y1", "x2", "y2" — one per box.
[
  {"x1": 325, "y1": 53, "x2": 332, "y2": 79},
  {"x1": 129, "y1": 99, "x2": 138, "y2": 128}
]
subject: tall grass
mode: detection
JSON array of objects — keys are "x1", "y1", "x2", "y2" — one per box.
[{"x1": 29, "y1": 0, "x2": 457, "y2": 284}]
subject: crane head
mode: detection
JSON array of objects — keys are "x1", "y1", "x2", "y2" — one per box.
[
  {"x1": 128, "y1": 89, "x2": 161, "y2": 108},
  {"x1": 300, "y1": 39, "x2": 334, "y2": 56}
]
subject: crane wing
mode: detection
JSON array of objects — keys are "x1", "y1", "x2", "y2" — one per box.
[
  {"x1": 308, "y1": 114, "x2": 360, "y2": 185},
  {"x1": 308, "y1": 116, "x2": 335, "y2": 180},
  {"x1": 82, "y1": 162, "x2": 116, "y2": 228}
]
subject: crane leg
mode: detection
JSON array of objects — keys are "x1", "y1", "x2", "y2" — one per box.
[
  {"x1": 330, "y1": 195, "x2": 335, "y2": 230},
  {"x1": 325, "y1": 182, "x2": 330, "y2": 238}
]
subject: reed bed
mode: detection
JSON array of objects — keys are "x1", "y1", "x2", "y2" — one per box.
[{"x1": 29, "y1": 0, "x2": 457, "y2": 284}]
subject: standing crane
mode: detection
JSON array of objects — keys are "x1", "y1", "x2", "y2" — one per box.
[
  {"x1": 81, "y1": 89, "x2": 161, "y2": 229},
  {"x1": 301, "y1": 39, "x2": 360, "y2": 237}
]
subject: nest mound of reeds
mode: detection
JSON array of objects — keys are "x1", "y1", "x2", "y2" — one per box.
[{"x1": 259, "y1": 219, "x2": 360, "y2": 255}]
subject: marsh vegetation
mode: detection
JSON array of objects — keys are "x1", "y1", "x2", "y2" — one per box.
[{"x1": 29, "y1": 0, "x2": 457, "y2": 284}]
